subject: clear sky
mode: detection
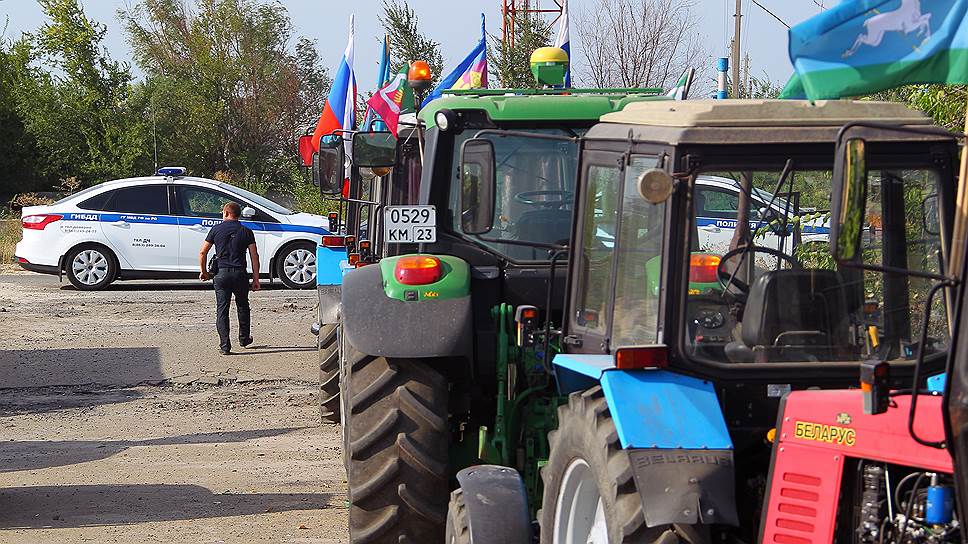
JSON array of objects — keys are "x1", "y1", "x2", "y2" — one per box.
[{"x1": 1, "y1": 0, "x2": 827, "y2": 93}]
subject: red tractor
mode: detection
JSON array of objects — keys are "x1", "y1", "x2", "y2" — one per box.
[{"x1": 760, "y1": 124, "x2": 964, "y2": 544}]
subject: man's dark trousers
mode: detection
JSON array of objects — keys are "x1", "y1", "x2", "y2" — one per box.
[{"x1": 214, "y1": 267, "x2": 250, "y2": 352}]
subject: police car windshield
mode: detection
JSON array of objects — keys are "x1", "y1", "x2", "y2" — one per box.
[
  {"x1": 751, "y1": 187, "x2": 792, "y2": 211},
  {"x1": 220, "y1": 184, "x2": 294, "y2": 215}
]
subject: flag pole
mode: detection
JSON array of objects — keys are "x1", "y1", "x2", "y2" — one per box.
[
  {"x1": 943, "y1": 99, "x2": 968, "y2": 335},
  {"x1": 949, "y1": 101, "x2": 968, "y2": 282}
]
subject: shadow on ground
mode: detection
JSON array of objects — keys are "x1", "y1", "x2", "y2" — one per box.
[
  {"x1": 0, "y1": 484, "x2": 333, "y2": 529},
  {"x1": 0, "y1": 427, "x2": 304, "y2": 473},
  {"x1": 0, "y1": 347, "x2": 163, "y2": 390},
  {"x1": 227, "y1": 346, "x2": 316, "y2": 356},
  {"x1": 61, "y1": 281, "x2": 290, "y2": 292},
  {"x1": 0, "y1": 387, "x2": 144, "y2": 417}
]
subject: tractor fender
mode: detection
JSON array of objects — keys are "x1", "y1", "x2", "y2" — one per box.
[
  {"x1": 316, "y1": 245, "x2": 350, "y2": 326},
  {"x1": 553, "y1": 354, "x2": 740, "y2": 527},
  {"x1": 341, "y1": 263, "x2": 473, "y2": 358},
  {"x1": 455, "y1": 465, "x2": 531, "y2": 544}
]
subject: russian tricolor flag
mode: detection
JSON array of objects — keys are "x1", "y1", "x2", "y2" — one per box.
[{"x1": 312, "y1": 15, "x2": 356, "y2": 151}]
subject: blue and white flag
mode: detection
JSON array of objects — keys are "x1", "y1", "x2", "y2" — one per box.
[
  {"x1": 780, "y1": 0, "x2": 968, "y2": 100},
  {"x1": 422, "y1": 14, "x2": 488, "y2": 106},
  {"x1": 554, "y1": 0, "x2": 571, "y2": 87}
]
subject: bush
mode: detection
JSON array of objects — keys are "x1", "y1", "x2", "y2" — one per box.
[{"x1": 0, "y1": 215, "x2": 21, "y2": 265}]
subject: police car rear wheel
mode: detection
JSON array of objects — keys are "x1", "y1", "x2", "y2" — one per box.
[
  {"x1": 65, "y1": 245, "x2": 117, "y2": 291},
  {"x1": 277, "y1": 242, "x2": 317, "y2": 289}
]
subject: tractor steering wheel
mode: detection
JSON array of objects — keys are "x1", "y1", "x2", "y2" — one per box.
[
  {"x1": 716, "y1": 245, "x2": 799, "y2": 294},
  {"x1": 514, "y1": 190, "x2": 574, "y2": 208}
]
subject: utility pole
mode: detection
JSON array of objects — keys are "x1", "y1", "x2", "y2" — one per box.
[
  {"x1": 731, "y1": 0, "x2": 742, "y2": 98},
  {"x1": 743, "y1": 53, "x2": 750, "y2": 99}
]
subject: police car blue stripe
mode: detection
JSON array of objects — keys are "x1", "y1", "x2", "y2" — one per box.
[
  {"x1": 62, "y1": 213, "x2": 330, "y2": 236},
  {"x1": 695, "y1": 216, "x2": 830, "y2": 235}
]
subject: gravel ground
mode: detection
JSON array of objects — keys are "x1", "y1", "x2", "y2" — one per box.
[{"x1": 0, "y1": 268, "x2": 348, "y2": 543}]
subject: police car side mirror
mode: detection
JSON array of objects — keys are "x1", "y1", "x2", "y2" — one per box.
[{"x1": 242, "y1": 206, "x2": 256, "y2": 219}]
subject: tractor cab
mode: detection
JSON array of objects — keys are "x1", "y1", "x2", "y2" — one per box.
[{"x1": 308, "y1": 123, "x2": 423, "y2": 423}]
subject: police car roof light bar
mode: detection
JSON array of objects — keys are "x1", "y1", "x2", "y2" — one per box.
[{"x1": 157, "y1": 166, "x2": 187, "y2": 177}]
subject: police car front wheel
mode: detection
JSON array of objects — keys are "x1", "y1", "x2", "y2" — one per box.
[
  {"x1": 65, "y1": 244, "x2": 117, "y2": 291},
  {"x1": 277, "y1": 242, "x2": 317, "y2": 289}
]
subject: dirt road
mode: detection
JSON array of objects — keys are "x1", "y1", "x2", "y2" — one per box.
[{"x1": 0, "y1": 270, "x2": 348, "y2": 543}]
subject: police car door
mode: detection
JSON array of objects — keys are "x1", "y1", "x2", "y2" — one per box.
[
  {"x1": 173, "y1": 185, "x2": 264, "y2": 272},
  {"x1": 694, "y1": 185, "x2": 742, "y2": 254},
  {"x1": 99, "y1": 184, "x2": 179, "y2": 271}
]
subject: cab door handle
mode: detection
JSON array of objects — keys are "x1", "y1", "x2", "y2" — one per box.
[
  {"x1": 699, "y1": 225, "x2": 721, "y2": 233},
  {"x1": 188, "y1": 225, "x2": 208, "y2": 232},
  {"x1": 111, "y1": 221, "x2": 130, "y2": 228}
]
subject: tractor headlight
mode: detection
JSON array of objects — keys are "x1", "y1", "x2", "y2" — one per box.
[{"x1": 435, "y1": 109, "x2": 457, "y2": 132}]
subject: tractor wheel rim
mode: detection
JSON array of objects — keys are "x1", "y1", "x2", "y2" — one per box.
[
  {"x1": 553, "y1": 458, "x2": 608, "y2": 544},
  {"x1": 283, "y1": 248, "x2": 316, "y2": 284},
  {"x1": 73, "y1": 250, "x2": 108, "y2": 285}
]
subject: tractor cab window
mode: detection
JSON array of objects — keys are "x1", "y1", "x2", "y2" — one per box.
[
  {"x1": 450, "y1": 130, "x2": 580, "y2": 261},
  {"x1": 611, "y1": 157, "x2": 664, "y2": 346},
  {"x1": 573, "y1": 163, "x2": 621, "y2": 333},
  {"x1": 684, "y1": 165, "x2": 948, "y2": 365},
  {"x1": 572, "y1": 155, "x2": 663, "y2": 345}
]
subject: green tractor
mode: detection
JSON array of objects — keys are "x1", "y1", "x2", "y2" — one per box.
[{"x1": 312, "y1": 57, "x2": 665, "y2": 426}]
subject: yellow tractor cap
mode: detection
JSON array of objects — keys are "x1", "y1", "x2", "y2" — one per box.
[
  {"x1": 530, "y1": 47, "x2": 569, "y2": 64},
  {"x1": 530, "y1": 47, "x2": 569, "y2": 87}
]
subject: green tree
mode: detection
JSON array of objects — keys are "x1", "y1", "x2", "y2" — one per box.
[
  {"x1": 120, "y1": 0, "x2": 331, "y2": 191},
  {"x1": 0, "y1": 39, "x2": 42, "y2": 196},
  {"x1": 379, "y1": 0, "x2": 443, "y2": 85},
  {"x1": 870, "y1": 84, "x2": 967, "y2": 131},
  {"x1": 489, "y1": 12, "x2": 551, "y2": 88},
  {"x1": 6, "y1": 0, "x2": 149, "y2": 190}
]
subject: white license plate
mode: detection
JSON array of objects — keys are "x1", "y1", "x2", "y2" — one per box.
[{"x1": 384, "y1": 205, "x2": 436, "y2": 244}]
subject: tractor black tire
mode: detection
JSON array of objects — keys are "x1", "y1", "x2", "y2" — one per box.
[
  {"x1": 540, "y1": 386, "x2": 703, "y2": 544},
  {"x1": 318, "y1": 323, "x2": 341, "y2": 424},
  {"x1": 345, "y1": 342, "x2": 449, "y2": 543},
  {"x1": 444, "y1": 488, "x2": 471, "y2": 544}
]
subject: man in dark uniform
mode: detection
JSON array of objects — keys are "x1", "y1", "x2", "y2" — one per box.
[{"x1": 198, "y1": 201, "x2": 261, "y2": 355}]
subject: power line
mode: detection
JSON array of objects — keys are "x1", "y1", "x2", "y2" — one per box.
[{"x1": 750, "y1": 0, "x2": 790, "y2": 28}]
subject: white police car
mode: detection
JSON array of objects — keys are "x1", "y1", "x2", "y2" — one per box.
[
  {"x1": 694, "y1": 175, "x2": 830, "y2": 256},
  {"x1": 15, "y1": 167, "x2": 330, "y2": 290}
]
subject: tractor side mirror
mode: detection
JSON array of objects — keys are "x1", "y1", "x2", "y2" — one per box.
[
  {"x1": 352, "y1": 131, "x2": 397, "y2": 168},
  {"x1": 316, "y1": 136, "x2": 344, "y2": 196},
  {"x1": 459, "y1": 139, "x2": 496, "y2": 235},
  {"x1": 637, "y1": 168, "x2": 673, "y2": 204},
  {"x1": 831, "y1": 137, "x2": 868, "y2": 264}
]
